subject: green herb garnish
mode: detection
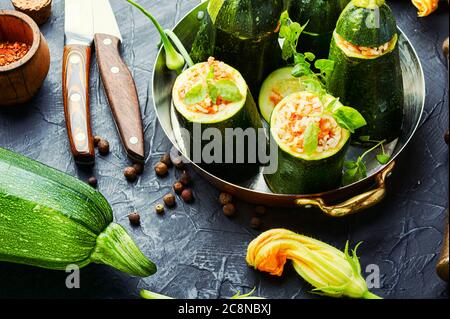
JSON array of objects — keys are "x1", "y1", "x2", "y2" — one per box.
[
  {"x1": 332, "y1": 106, "x2": 367, "y2": 133},
  {"x1": 184, "y1": 83, "x2": 207, "y2": 105},
  {"x1": 212, "y1": 79, "x2": 243, "y2": 102},
  {"x1": 303, "y1": 122, "x2": 320, "y2": 155},
  {"x1": 343, "y1": 140, "x2": 391, "y2": 185}
]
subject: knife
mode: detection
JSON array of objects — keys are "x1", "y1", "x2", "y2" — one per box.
[
  {"x1": 63, "y1": 0, "x2": 95, "y2": 165},
  {"x1": 93, "y1": 0, "x2": 145, "y2": 163}
]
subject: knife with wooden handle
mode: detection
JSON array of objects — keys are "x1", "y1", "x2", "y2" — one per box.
[
  {"x1": 93, "y1": 0, "x2": 145, "y2": 163},
  {"x1": 63, "y1": 0, "x2": 95, "y2": 165}
]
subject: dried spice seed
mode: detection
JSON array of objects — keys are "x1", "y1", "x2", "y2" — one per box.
[
  {"x1": 250, "y1": 217, "x2": 262, "y2": 230},
  {"x1": 219, "y1": 193, "x2": 233, "y2": 206},
  {"x1": 97, "y1": 139, "x2": 110, "y2": 155},
  {"x1": 154, "y1": 162, "x2": 168, "y2": 177},
  {"x1": 445, "y1": 130, "x2": 449, "y2": 145},
  {"x1": 181, "y1": 189, "x2": 194, "y2": 203},
  {"x1": 128, "y1": 212, "x2": 141, "y2": 225},
  {"x1": 160, "y1": 153, "x2": 172, "y2": 167},
  {"x1": 124, "y1": 167, "x2": 138, "y2": 182},
  {"x1": 133, "y1": 163, "x2": 144, "y2": 175},
  {"x1": 223, "y1": 203, "x2": 236, "y2": 217},
  {"x1": 172, "y1": 156, "x2": 185, "y2": 169},
  {"x1": 155, "y1": 204, "x2": 165, "y2": 214},
  {"x1": 0, "y1": 41, "x2": 30, "y2": 67},
  {"x1": 173, "y1": 181, "x2": 184, "y2": 194},
  {"x1": 93, "y1": 136, "x2": 102, "y2": 147},
  {"x1": 254, "y1": 206, "x2": 267, "y2": 216},
  {"x1": 87, "y1": 176, "x2": 98, "y2": 188},
  {"x1": 179, "y1": 171, "x2": 191, "y2": 186},
  {"x1": 163, "y1": 193, "x2": 176, "y2": 207}
]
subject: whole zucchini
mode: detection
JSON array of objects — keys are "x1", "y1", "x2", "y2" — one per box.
[
  {"x1": 190, "y1": 0, "x2": 284, "y2": 97},
  {"x1": 0, "y1": 147, "x2": 156, "y2": 277},
  {"x1": 287, "y1": 0, "x2": 350, "y2": 58},
  {"x1": 327, "y1": 0, "x2": 404, "y2": 143},
  {"x1": 264, "y1": 91, "x2": 350, "y2": 194}
]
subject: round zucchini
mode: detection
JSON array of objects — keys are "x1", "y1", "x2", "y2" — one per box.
[
  {"x1": 287, "y1": 0, "x2": 350, "y2": 58},
  {"x1": 264, "y1": 91, "x2": 350, "y2": 194},
  {"x1": 258, "y1": 67, "x2": 306, "y2": 123},
  {"x1": 172, "y1": 59, "x2": 263, "y2": 182},
  {"x1": 327, "y1": 0, "x2": 404, "y2": 143},
  {"x1": 190, "y1": 0, "x2": 285, "y2": 98}
]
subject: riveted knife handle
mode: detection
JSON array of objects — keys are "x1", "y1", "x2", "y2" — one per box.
[
  {"x1": 62, "y1": 44, "x2": 95, "y2": 165},
  {"x1": 94, "y1": 34, "x2": 145, "y2": 163}
]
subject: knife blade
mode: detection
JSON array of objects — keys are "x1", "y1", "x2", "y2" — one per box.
[
  {"x1": 63, "y1": 0, "x2": 95, "y2": 165},
  {"x1": 93, "y1": 0, "x2": 145, "y2": 163}
]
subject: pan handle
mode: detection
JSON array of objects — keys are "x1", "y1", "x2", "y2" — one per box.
[{"x1": 295, "y1": 161, "x2": 396, "y2": 217}]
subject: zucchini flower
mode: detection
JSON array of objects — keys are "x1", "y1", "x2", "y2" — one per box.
[
  {"x1": 246, "y1": 229, "x2": 381, "y2": 299},
  {"x1": 411, "y1": 0, "x2": 439, "y2": 17}
]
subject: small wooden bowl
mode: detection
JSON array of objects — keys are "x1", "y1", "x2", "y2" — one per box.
[{"x1": 0, "y1": 10, "x2": 50, "y2": 107}]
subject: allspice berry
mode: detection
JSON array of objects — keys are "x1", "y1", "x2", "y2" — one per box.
[
  {"x1": 179, "y1": 171, "x2": 191, "y2": 186},
  {"x1": 163, "y1": 193, "x2": 176, "y2": 207},
  {"x1": 172, "y1": 156, "x2": 185, "y2": 170},
  {"x1": 93, "y1": 135, "x2": 102, "y2": 147},
  {"x1": 133, "y1": 163, "x2": 144, "y2": 175},
  {"x1": 98, "y1": 139, "x2": 110, "y2": 155},
  {"x1": 124, "y1": 166, "x2": 138, "y2": 182},
  {"x1": 173, "y1": 181, "x2": 184, "y2": 194},
  {"x1": 154, "y1": 162, "x2": 168, "y2": 177},
  {"x1": 160, "y1": 153, "x2": 172, "y2": 167},
  {"x1": 223, "y1": 203, "x2": 236, "y2": 217},
  {"x1": 181, "y1": 189, "x2": 194, "y2": 203},
  {"x1": 155, "y1": 204, "x2": 165, "y2": 215},
  {"x1": 250, "y1": 217, "x2": 262, "y2": 230},
  {"x1": 443, "y1": 37, "x2": 449, "y2": 59},
  {"x1": 128, "y1": 212, "x2": 141, "y2": 225},
  {"x1": 445, "y1": 130, "x2": 449, "y2": 145},
  {"x1": 254, "y1": 206, "x2": 267, "y2": 216},
  {"x1": 219, "y1": 193, "x2": 233, "y2": 206},
  {"x1": 87, "y1": 176, "x2": 98, "y2": 188}
]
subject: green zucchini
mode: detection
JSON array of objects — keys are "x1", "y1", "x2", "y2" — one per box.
[
  {"x1": 258, "y1": 67, "x2": 306, "y2": 123},
  {"x1": 327, "y1": 0, "x2": 404, "y2": 143},
  {"x1": 172, "y1": 59, "x2": 263, "y2": 182},
  {"x1": 190, "y1": 0, "x2": 285, "y2": 97},
  {"x1": 264, "y1": 91, "x2": 350, "y2": 194},
  {"x1": 0, "y1": 147, "x2": 156, "y2": 277},
  {"x1": 287, "y1": 0, "x2": 350, "y2": 58}
]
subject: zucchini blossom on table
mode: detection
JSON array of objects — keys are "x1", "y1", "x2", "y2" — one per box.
[
  {"x1": 411, "y1": 0, "x2": 439, "y2": 17},
  {"x1": 246, "y1": 229, "x2": 381, "y2": 299}
]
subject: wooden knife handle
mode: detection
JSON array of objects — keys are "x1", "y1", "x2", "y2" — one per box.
[
  {"x1": 94, "y1": 34, "x2": 145, "y2": 163},
  {"x1": 62, "y1": 45, "x2": 95, "y2": 165}
]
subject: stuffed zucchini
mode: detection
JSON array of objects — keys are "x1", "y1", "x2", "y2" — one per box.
[
  {"x1": 287, "y1": 0, "x2": 350, "y2": 58},
  {"x1": 264, "y1": 91, "x2": 353, "y2": 194},
  {"x1": 190, "y1": 0, "x2": 284, "y2": 97},
  {"x1": 327, "y1": 0, "x2": 404, "y2": 143},
  {"x1": 172, "y1": 57, "x2": 263, "y2": 182}
]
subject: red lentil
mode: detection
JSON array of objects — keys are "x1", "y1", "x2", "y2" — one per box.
[{"x1": 0, "y1": 41, "x2": 30, "y2": 67}]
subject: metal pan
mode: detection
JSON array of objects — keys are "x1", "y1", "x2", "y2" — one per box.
[{"x1": 152, "y1": 2, "x2": 425, "y2": 217}]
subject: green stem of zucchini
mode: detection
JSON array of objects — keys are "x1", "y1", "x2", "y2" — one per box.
[
  {"x1": 362, "y1": 291, "x2": 383, "y2": 299},
  {"x1": 352, "y1": 0, "x2": 384, "y2": 8},
  {"x1": 141, "y1": 289, "x2": 174, "y2": 299},
  {"x1": 90, "y1": 223, "x2": 157, "y2": 277},
  {"x1": 165, "y1": 29, "x2": 194, "y2": 68},
  {"x1": 127, "y1": 0, "x2": 185, "y2": 71}
]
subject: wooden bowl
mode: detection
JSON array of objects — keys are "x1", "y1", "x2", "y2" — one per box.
[{"x1": 0, "y1": 10, "x2": 50, "y2": 107}]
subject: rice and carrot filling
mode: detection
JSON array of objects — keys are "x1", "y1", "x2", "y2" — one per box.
[
  {"x1": 334, "y1": 32, "x2": 397, "y2": 58},
  {"x1": 272, "y1": 93, "x2": 343, "y2": 155},
  {"x1": 178, "y1": 57, "x2": 239, "y2": 115}
]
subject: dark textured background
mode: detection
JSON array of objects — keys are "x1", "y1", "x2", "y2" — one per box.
[{"x1": 0, "y1": 0, "x2": 448, "y2": 299}]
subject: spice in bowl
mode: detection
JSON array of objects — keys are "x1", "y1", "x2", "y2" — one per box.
[{"x1": 0, "y1": 41, "x2": 30, "y2": 67}]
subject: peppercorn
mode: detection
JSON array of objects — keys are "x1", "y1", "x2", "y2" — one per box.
[
  {"x1": 163, "y1": 193, "x2": 176, "y2": 207},
  {"x1": 223, "y1": 203, "x2": 236, "y2": 217},
  {"x1": 219, "y1": 193, "x2": 233, "y2": 206},
  {"x1": 97, "y1": 139, "x2": 110, "y2": 155},
  {"x1": 160, "y1": 153, "x2": 172, "y2": 167},
  {"x1": 133, "y1": 163, "x2": 144, "y2": 175},
  {"x1": 250, "y1": 217, "x2": 262, "y2": 230},
  {"x1": 93, "y1": 135, "x2": 102, "y2": 147},
  {"x1": 155, "y1": 204, "x2": 165, "y2": 215},
  {"x1": 254, "y1": 206, "x2": 267, "y2": 216},
  {"x1": 128, "y1": 212, "x2": 140, "y2": 225},
  {"x1": 87, "y1": 176, "x2": 98, "y2": 188},
  {"x1": 124, "y1": 166, "x2": 138, "y2": 182},
  {"x1": 154, "y1": 162, "x2": 168, "y2": 177},
  {"x1": 172, "y1": 156, "x2": 185, "y2": 170},
  {"x1": 443, "y1": 37, "x2": 449, "y2": 59},
  {"x1": 173, "y1": 181, "x2": 184, "y2": 194},
  {"x1": 179, "y1": 171, "x2": 191, "y2": 186},
  {"x1": 445, "y1": 130, "x2": 449, "y2": 145},
  {"x1": 181, "y1": 188, "x2": 194, "y2": 203}
]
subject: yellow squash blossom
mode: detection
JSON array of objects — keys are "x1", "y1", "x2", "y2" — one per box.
[
  {"x1": 246, "y1": 229, "x2": 381, "y2": 299},
  {"x1": 412, "y1": 0, "x2": 439, "y2": 17}
]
